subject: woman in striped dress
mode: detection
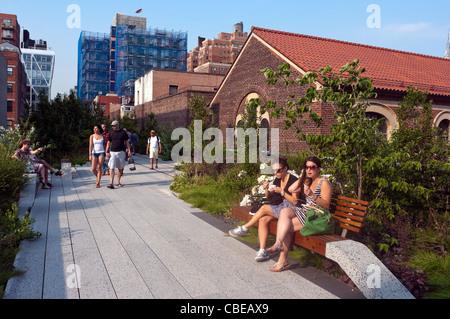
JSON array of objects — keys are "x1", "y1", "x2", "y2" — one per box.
[{"x1": 267, "y1": 156, "x2": 333, "y2": 272}]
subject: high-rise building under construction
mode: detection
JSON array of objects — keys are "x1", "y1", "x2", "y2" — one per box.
[{"x1": 78, "y1": 13, "x2": 187, "y2": 103}]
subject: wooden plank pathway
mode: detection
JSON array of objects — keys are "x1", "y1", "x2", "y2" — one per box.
[{"x1": 4, "y1": 155, "x2": 363, "y2": 300}]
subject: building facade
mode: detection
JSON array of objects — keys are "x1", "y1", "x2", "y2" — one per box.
[
  {"x1": 187, "y1": 22, "x2": 248, "y2": 75},
  {"x1": 210, "y1": 27, "x2": 450, "y2": 154},
  {"x1": 77, "y1": 31, "x2": 111, "y2": 102},
  {"x1": 133, "y1": 69, "x2": 224, "y2": 128},
  {"x1": 21, "y1": 30, "x2": 55, "y2": 109},
  {"x1": 0, "y1": 13, "x2": 26, "y2": 129},
  {"x1": 0, "y1": 52, "x2": 6, "y2": 129},
  {"x1": 92, "y1": 93, "x2": 121, "y2": 118},
  {"x1": 77, "y1": 13, "x2": 187, "y2": 104}
]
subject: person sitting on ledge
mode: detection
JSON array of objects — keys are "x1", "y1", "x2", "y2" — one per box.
[{"x1": 12, "y1": 139, "x2": 53, "y2": 189}]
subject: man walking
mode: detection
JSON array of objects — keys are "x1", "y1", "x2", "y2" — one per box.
[
  {"x1": 105, "y1": 121, "x2": 131, "y2": 188},
  {"x1": 101, "y1": 123, "x2": 110, "y2": 175},
  {"x1": 146, "y1": 130, "x2": 161, "y2": 169}
]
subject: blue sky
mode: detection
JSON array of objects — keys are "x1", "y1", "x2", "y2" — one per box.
[{"x1": 2, "y1": 0, "x2": 449, "y2": 98}]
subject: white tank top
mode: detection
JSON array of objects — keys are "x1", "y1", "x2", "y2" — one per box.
[{"x1": 93, "y1": 136, "x2": 105, "y2": 153}]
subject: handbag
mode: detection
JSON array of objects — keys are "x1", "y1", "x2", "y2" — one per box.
[
  {"x1": 128, "y1": 157, "x2": 136, "y2": 171},
  {"x1": 300, "y1": 205, "x2": 335, "y2": 236},
  {"x1": 250, "y1": 196, "x2": 270, "y2": 214}
]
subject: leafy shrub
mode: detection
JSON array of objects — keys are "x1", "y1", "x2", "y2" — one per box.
[
  {"x1": 0, "y1": 143, "x2": 28, "y2": 212},
  {"x1": 0, "y1": 204, "x2": 41, "y2": 297}
]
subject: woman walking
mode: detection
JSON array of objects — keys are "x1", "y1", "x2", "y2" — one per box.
[{"x1": 89, "y1": 125, "x2": 107, "y2": 188}]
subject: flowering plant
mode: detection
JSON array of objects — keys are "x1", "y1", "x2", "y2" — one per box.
[{"x1": 239, "y1": 166, "x2": 300, "y2": 206}]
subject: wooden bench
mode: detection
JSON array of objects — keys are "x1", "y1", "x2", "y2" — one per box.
[
  {"x1": 231, "y1": 195, "x2": 417, "y2": 299},
  {"x1": 231, "y1": 195, "x2": 370, "y2": 257}
]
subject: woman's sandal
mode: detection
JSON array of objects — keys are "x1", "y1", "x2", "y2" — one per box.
[
  {"x1": 266, "y1": 243, "x2": 282, "y2": 255},
  {"x1": 55, "y1": 170, "x2": 64, "y2": 176},
  {"x1": 269, "y1": 261, "x2": 291, "y2": 272}
]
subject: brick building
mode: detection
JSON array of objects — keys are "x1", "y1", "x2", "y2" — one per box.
[
  {"x1": 210, "y1": 27, "x2": 450, "y2": 154},
  {"x1": 0, "y1": 52, "x2": 6, "y2": 129},
  {"x1": 93, "y1": 93, "x2": 121, "y2": 118},
  {"x1": 0, "y1": 13, "x2": 27, "y2": 129},
  {"x1": 187, "y1": 22, "x2": 248, "y2": 75},
  {"x1": 134, "y1": 69, "x2": 223, "y2": 129}
]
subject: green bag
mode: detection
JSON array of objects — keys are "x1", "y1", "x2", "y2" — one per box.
[{"x1": 300, "y1": 206, "x2": 335, "y2": 236}]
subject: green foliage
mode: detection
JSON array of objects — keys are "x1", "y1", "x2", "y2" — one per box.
[
  {"x1": 259, "y1": 60, "x2": 449, "y2": 297},
  {"x1": 171, "y1": 163, "x2": 259, "y2": 216},
  {"x1": 29, "y1": 91, "x2": 107, "y2": 163},
  {"x1": 0, "y1": 204, "x2": 41, "y2": 297},
  {"x1": 408, "y1": 251, "x2": 450, "y2": 298},
  {"x1": 0, "y1": 139, "x2": 28, "y2": 212},
  {"x1": 261, "y1": 59, "x2": 385, "y2": 200}
]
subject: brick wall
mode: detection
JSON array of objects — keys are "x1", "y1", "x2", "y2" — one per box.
[
  {"x1": 210, "y1": 35, "x2": 450, "y2": 154},
  {"x1": 210, "y1": 36, "x2": 330, "y2": 154},
  {"x1": 135, "y1": 90, "x2": 217, "y2": 130}
]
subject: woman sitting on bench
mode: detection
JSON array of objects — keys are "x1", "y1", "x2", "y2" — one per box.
[
  {"x1": 228, "y1": 158, "x2": 300, "y2": 261},
  {"x1": 267, "y1": 156, "x2": 332, "y2": 272}
]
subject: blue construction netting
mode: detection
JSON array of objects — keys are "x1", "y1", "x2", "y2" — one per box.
[
  {"x1": 114, "y1": 25, "x2": 187, "y2": 98},
  {"x1": 77, "y1": 31, "x2": 111, "y2": 102}
]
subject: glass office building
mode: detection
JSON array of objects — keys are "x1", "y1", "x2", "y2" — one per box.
[{"x1": 21, "y1": 47, "x2": 55, "y2": 109}]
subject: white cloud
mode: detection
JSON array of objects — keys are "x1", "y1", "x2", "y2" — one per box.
[{"x1": 384, "y1": 22, "x2": 432, "y2": 34}]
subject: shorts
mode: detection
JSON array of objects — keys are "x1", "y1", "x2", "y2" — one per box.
[
  {"x1": 92, "y1": 152, "x2": 106, "y2": 158},
  {"x1": 149, "y1": 148, "x2": 159, "y2": 159},
  {"x1": 109, "y1": 151, "x2": 126, "y2": 170}
]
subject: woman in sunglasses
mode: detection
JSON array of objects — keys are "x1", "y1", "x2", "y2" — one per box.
[
  {"x1": 229, "y1": 158, "x2": 300, "y2": 261},
  {"x1": 267, "y1": 156, "x2": 332, "y2": 272}
]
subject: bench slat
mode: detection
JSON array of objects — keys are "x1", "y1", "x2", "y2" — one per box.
[
  {"x1": 334, "y1": 203, "x2": 368, "y2": 216},
  {"x1": 335, "y1": 222, "x2": 362, "y2": 233},
  {"x1": 333, "y1": 210, "x2": 365, "y2": 223},
  {"x1": 336, "y1": 195, "x2": 370, "y2": 206}
]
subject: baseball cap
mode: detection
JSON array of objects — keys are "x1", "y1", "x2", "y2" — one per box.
[{"x1": 111, "y1": 120, "x2": 119, "y2": 126}]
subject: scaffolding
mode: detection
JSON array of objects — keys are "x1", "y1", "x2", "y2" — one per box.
[
  {"x1": 77, "y1": 31, "x2": 111, "y2": 102},
  {"x1": 114, "y1": 25, "x2": 187, "y2": 98}
]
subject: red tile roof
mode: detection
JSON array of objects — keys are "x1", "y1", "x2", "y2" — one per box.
[{"x1": 252, "y1": 27, "x2": 450, "y2": 97}]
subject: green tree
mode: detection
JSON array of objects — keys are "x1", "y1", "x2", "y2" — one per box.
[
  {"x1": 29, "y1": 91, "x2": 104, "y2": 162},
  {"x1": 261, "y1": 59, "x2": 385, "y2": 199},
  {"x1": 371, "y1": 87, "x2": 450, "y2": 228}
]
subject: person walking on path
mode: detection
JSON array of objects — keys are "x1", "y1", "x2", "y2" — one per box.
[
  {"x1": 89, "y1": 125, "x2": 107, "y2": 188},
  {"x1": 131, "y1": 131, "x2": 139, "y2": 155},
  {"x1": 146, "y1": 130, "x2": 161, "y2": 169},
  {"x1": 105, "y1": 121, "x2": 131, "y2": 189},
  {"x1": 101, "y1": 123, "x2": 110, "y2": 176}
]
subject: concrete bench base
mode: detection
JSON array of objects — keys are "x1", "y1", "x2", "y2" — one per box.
[{"x1": 326, "y1": 240, "x2": 414, "y2": 299}]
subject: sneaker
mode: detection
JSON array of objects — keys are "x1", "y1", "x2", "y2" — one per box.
[
  {"x1": 255, "y1": 249, "x2": 269, "y2": 262},
  {"x1": 228, "y1": 226, "x2": 249, "y2": 238}
]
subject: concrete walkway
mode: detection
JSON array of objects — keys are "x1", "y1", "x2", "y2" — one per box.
[{"x1": 4, "y1": 155, "x2": 364, "y2": 299}]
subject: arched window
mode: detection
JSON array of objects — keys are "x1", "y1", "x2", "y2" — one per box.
[
  {"x1": 366, "y1": 104, "x2": 397, "y2": 140},
  {"x1": 235, "y1": 92, "x2": 270, "y2": 128},
  {"x1": 438, "y1": 119, "x2": 449, "y2": 142},
  {"x1": 366, "y1": 111, "x2": 388, "y2": 139}
]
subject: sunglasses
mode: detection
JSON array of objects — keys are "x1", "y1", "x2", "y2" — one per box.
[
  {"x1": 305, "y1": 165, "x2": 318, "y2": 170},
  {"x1": 275, "y1": 168, "x2": 285, "y2": 173}
]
